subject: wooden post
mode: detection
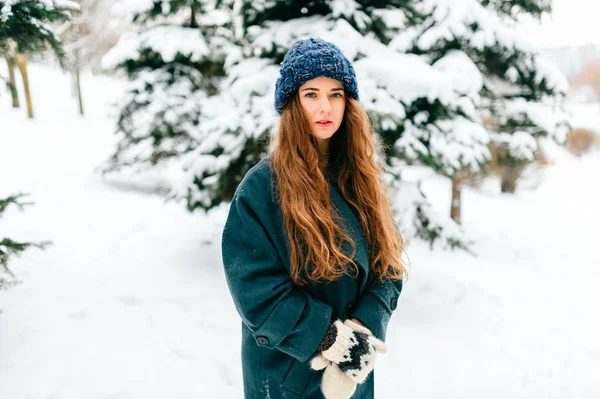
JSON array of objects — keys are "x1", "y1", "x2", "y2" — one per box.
[
  {"x1": 501, "y1": 165, "x2": 521, "y2": 193},
  {"x1": 4, "y1": 54, "x2": 20, "y2": 108},
  {"x1": 14, "y1": 51, "x2": 34, "y2": 119},
  {"x1": 75, "y1": 47, "x2": 84, "y2": 115},
  {"x1": 74, "y1": 22, "x2": 84, "y2": 116},
  {"x1": 451, "y1": 173, "x2": 465, "y2": 224}
]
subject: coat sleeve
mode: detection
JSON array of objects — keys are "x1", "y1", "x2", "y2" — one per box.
[
  {"x1": 350, "y1": 276, "x2": 403, "y2": 341},
  {"x1": 221, "y1": 167, "x2": 332, "y2": 363}
]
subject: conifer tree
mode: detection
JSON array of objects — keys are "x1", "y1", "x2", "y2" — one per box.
[
  {"x1": 0, "y1": 0, "x2": 80, "y2": 117},
  {"x1": 391, "y1": 0, "x2": 568, "y2": 202},
  {"x1": 0, "y1": 194, "x2": 50, "y2": 290},
  {"x1": 101, "y1": 0, "x2": 241, "y2": 203},
  {"x1": 106, "y1": 0, "x2": 523, "y2": 250}
]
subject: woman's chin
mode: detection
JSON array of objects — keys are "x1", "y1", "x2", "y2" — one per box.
[{"x1": 312, "y1": 130, "x2": 337, "y2": 141}]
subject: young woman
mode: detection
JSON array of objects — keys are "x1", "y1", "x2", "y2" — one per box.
[{"x1": 221, "y1": 38, "x2": 407, "y2": 399}]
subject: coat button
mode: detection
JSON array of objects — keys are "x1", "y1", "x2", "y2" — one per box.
[
  {"x1": 256, "y1": 336, "x2": 269, "y2": 346},
  {"x1": 390, "y1": 297, "x2": 398, "y2": 310}
]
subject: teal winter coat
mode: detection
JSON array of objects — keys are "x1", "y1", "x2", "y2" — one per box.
[{"x1": 221, "y1": 155, "x2": 403, "y2": 398}]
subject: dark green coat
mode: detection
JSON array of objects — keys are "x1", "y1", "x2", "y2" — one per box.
[{"x1": 221, "y1": 155, "x2": 403, "y2": 398}]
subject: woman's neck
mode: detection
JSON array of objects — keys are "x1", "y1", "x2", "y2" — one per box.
[
  {"x1": 316, "y1": 138, "x2": 332, "y2": 172},
  {"x1": 317, "y1": 137, "x2": 331, "y2": 155}
]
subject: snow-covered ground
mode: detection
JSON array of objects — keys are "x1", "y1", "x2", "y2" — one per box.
[{"x1": 1, "y1": 64, "x2": 599, "y2": 398}]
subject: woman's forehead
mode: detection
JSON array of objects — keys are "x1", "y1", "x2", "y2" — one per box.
[{"x1": 299, "y1": 76, "x2": 344, "y2": 90}]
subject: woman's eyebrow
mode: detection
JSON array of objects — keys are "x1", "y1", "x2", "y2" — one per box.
[{"x1": 300, "y1": 87, "x2": 344, "y2": 92}]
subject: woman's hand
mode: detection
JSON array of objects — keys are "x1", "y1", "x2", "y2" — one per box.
[
  {"x1": 350, "y1": 318, "x2": 364, "y2": 327},
  {"x1": 312, "y1": 320, "x2": 386, "y2": 382},
  {"x1": 311, "y1": 319, "x2": 387, "y2": 398}
]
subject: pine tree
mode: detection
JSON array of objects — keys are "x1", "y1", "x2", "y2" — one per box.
[
  {"x1": 233, "y1": 0, "x2": 494, "y2": 248},
  {"x1": 0, "y1": 0, "x2": 80, "y2": 117},
  {"x1": 100, "y1": 0, "x2": 242, "y2": 203},
  {"x1": 391, "y1": 0, "x2": 568, "y2": 202},
  {"x1": 107, "y1": 1, "x2": 552, "y2": 250},
  {"x1": 0, "y1": 194, "x2": 50, "y2": 290},
  {"x1": 54, "y1": 0, "x2": 137, "y2": 115}
]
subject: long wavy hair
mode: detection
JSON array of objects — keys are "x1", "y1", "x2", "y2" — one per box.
[{"x1": 270, "y1": 94, "x2": 407, "y2": 286}]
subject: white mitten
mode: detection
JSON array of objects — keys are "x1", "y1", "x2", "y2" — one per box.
[
  {"x1": 343, "y1": 319, "x2": 375, "y2": 336},
  {"x1": 311, "y1": 353, "x2": 357, "y2": 399},
  {"x1": 311, "y1": 319, "x2": 387, "y2": 399}
]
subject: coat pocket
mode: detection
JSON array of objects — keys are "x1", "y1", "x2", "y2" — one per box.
[{"x1": 280, "y1": 357, "x2": 313, "y2": 396}]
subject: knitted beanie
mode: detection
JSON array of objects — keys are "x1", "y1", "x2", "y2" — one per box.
[{"x1": 274, "y1": 37, "x2": 359, "y2": 114}]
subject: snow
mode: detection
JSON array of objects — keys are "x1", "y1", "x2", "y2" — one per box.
[
  {"x1": 390, "y1": 0, "x2": 568, "y2": 95},
  {"x1": 412, "y1": 0, "x2": 535, "y2": 52},
  {"x1": 330, "y1": 0, "x2": 369, "y2": 30},
  {"x1": 355, "y1": 52, "x2": 455, "y2": 106},
  {"x1": 505, "y1": 55, "x2": 569, "y2": 96},
  {"x1": 503, "y1": 98, "x2": 570, "y2": 143},
  {"x1": 394, "y1": 121, "x2": 430, "y2": 160},
  {"x1": 1, "y1": 62, "x2": 600, "y2": 398},
  {"x1": 1, "y1": 0, "x2": 79, "y2": 23},
  {"x1": 392, "y1": 117, "x2": 490, "y2": 176},
  {"x1": 392, "y1": 179, "x2": 472, "y2": 250},
  {"x1": 0, "y1": 0, "x2": 15, "y2": 23},
  {"x1": 248, "y1": 15, "x2": 335, "y2": 56},
  {"x1": 110, "y1": 0, "x2": 154, "y2": 16},
  {"x1": 99, "y1": 11, "x2": 477, "y2": 222},
  {"x1": 566, "y1": 102, "x2": 600, "y2": 132},
  {"x1": 247, "y1": 16, "x2": 458, "y2": 109},
  {"x1": 50, "y1": 0, "x2": 80, "y2": 11},
  {"x1": 491, "y1": 130, "x2": 538, "y2": 161},
  {"x1": 430, "y1": 118, "x2": 491, "y2": 174},
  {"x1": 371, "y1": 8, "x2": 408, "y2": 30},
  {"x1": 432, "y1": 50, "x2": 483, "y2": 100},
  {"x1": 246, "y1": 16, "x2": 459, "y2": 109},
  {"x1": 101, "y1": 25, "x2": 211, "y2": 70},
  {"x1": 515, "y1": 0, "x2": 600, "y2": 49},
  {"x1": 98, "y1": 5, "x2": 496, "y2": 239}
]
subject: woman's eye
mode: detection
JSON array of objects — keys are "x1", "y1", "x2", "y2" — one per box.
[
  {"x1": 305, "y1": 92, "x2": 316, "y2": 98},
  {"x1": 332, "y1": 93, "x2": 343, "y2": 98}
]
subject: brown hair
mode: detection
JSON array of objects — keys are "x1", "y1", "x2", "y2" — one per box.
[{"x1": 270, "y1": 94, "x2": 407, "y2": 286}]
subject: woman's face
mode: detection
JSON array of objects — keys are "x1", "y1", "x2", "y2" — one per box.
[{"x1": 298, "y1": 77, "x2": 346, "y2": 150}]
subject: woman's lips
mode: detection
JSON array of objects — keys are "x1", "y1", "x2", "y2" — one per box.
[{"x1": 316, "y1": 120, "x2": 333, "y2": 127}]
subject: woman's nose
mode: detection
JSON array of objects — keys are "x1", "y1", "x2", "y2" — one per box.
[{"x1": 319, "y1": 97, "x2": 331, "y2": 113}]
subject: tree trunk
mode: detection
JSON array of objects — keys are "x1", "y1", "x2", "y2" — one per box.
[
  {"x1": 70, "y1": 68, "x2": 78, "y2": 97},
  {"x1": 501, "y1": 165, "x2": 522, "y2": 193},
  {"x1": 451, "y1": 175, "x2": 464, "y2": 224},
  {"x1": 74, "y1": 47, "x2": 84, "y2": 115},
  {"x1": 190, "y1": 1, "x2": 197, "y2": 27},
  {"x1": 4, "y1": 54, "x2": 19, "y2": 108},
  {"x1": 14, "y1": 51, "x2": 34, "y2": 119}
]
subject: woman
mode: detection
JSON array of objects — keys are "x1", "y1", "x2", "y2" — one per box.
[{"x1": 221, "y1": 38, "x2": 407, "y2": 399}]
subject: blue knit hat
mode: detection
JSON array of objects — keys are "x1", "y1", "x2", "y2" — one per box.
[{"x1": 274, "y1": 37, "x2": 359, "y2": 114}]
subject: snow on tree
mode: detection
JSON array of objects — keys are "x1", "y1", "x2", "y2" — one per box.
[
  {"x1": 55, "y1": 0, "x2": 132, "y2": 115},
  {"x1": 0, "y1": 194, "x2": 50, "y2": 290},
  {"x1": 0, "y1": 0, "x2": 80, "y2": 117},
  {"x1": 480, "y1": 0, "x2": 551, "y2": 20},
  {"x1": 100, "y1": 0, "x2": 242, "y2": 204},
  {"x1": 102, "y1": 0, "x2": 483, "y2": 250},
  {"x1": 55, "y1": 0, "x2": 134, "y2": 73},
  {"x1": 391, "y1": 0, "x2": 569, "y2": 198},
  {"x1": 1, "y1": 1, "x2": 71, "y2": 287}
]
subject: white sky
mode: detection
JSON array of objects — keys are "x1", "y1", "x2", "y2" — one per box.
[{"x1": 516, "y1": 0, "x2": 600, "y2": 49}]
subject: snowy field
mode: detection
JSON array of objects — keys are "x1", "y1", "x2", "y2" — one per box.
[{"x1": 1, "y1": 63, "x2": 599, "y2": 398}]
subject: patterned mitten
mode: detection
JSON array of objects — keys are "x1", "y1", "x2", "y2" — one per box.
[
  {"x1": 311, "y1": 319, "x2": 387, "y2": 386},
  {"x1": 311, "y1": 357, "x2": 357, "y2": 399}
]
